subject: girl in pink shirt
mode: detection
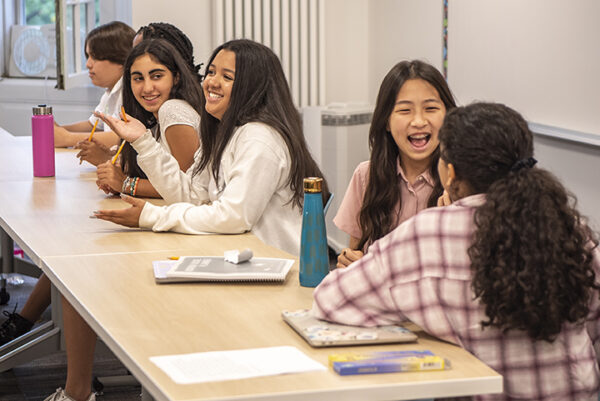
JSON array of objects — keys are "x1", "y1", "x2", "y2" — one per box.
[{"x1": 335, "y1": 60, "x2": 456, "y2": 268}]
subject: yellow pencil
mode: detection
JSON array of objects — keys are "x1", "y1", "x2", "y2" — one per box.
[
  {"x1": 168, "y1": 256, "x2": 180, "y2": 260},
  {"x1": 121, "y1": 106, "x2": 128, "y2": 122},
  {"x1": 88, "y1": 119, "x2": 99, "y2": 141},
  {"x1": 111, "y1": 140, "x2": 126, "y2": 165}
]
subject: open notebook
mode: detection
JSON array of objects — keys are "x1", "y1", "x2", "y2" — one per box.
[
  {"x1": 153, "y1": 256, "x2": 294, "y2": 283},
  {"x1": 282, "y1": 309, "x2": 417, "y2": 347}
]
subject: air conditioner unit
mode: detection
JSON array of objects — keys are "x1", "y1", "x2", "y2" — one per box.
[{"x1": 9, "y1": 24, "x2": 57, "y2": 78}]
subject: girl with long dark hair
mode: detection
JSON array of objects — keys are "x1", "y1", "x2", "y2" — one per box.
[
  {"x1": 95, "y1": 39, "x2": 328, "y2": 256},
  {"x1": 94, "y1": 38, "x2": 201, "y2": 197},
  {"x1": 335, "y1": 60, "x2": 456, "y2": 268},
  {"x1": 75, "y1": 22, "x2": 202, "y2": 166},
  {"x1": 314, "y1": 102, "x2": 600, "y2": 400}
]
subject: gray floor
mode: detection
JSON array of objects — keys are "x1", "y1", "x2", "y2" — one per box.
[{"x1": 0, "y1": 273, "x2": 141, "y2": 401}]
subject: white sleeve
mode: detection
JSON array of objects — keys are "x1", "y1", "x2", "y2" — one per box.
[
  {"x1": 138, "y1": 125, "x2": 290, "y2": 234},
  {"x1": 89, "y1": 92, "x2": 109, "y2": 129},
  {"x1": 132, "y1": 130, "x2": 208, "y2": 204}
]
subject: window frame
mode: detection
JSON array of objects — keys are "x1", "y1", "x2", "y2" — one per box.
[
  {"x1": 55, "y1": 0, "x2": 96, "y2": 89},
  {"x1": 0, "y1": 0, "x2": 131, "y2": 85}
]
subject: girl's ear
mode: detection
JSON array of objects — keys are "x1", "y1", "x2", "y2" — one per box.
[
  {"x1": 446, "y1": 162, "x2": 456, "y2": 188},
  {"x1": 174, "y1": 72, "x2": 180, "y2": 85}
]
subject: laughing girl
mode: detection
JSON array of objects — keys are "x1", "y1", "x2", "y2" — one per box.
[{"x1": 335, "y1": 60, "x2": 456, "y2": 268}]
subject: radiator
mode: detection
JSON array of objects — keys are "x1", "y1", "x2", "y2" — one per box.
[{"x1": 213, "y1": 0, "x2": 325, "y2": 108}]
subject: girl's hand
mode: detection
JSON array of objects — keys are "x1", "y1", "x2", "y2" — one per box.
[
  {"x1": 336, "y1": 248, "x2": 364, "y2": 269},
  {"x1": 75, "y1": 138, "x2": 113, "y2": 166},
  {"x1": 96, "y1": 160, "x2": 126, "y2": 194},
  {"x1": 93, "y1": 195, "x2": 145, "y2": 228},
  {"x1": 94, "y1": 111, "x2": 146, "y2": 142},
  {"x1": 437, "y1": 189, "x2": 452, "y2": 207}
]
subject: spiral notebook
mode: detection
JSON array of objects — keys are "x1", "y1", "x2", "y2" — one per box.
[{"x1": 153, "y1": 256, "x2": 294, "y2": 283}]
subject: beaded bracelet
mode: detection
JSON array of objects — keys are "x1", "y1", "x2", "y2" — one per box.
[
  {"x1": 132, "y1": 177, "x2": 140, "y2": 196},
  {"x1": 128, "y1": 177, "x2": 136, "y2": 196},
  {"x1": 121, "y1": 177, "x2": 132, "y2": 194}
]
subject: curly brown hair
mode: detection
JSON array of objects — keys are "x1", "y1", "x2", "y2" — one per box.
[
  {"x1": 439, "y1": 102, "x2": 599, "y2": 342},
  {"x1": 357, "y1": 60, "x2": 456, "y2": 250}
]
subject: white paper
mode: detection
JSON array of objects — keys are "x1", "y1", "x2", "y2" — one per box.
[{"x1": 150, "y1": 346, "x2": 326, "y2": 384}]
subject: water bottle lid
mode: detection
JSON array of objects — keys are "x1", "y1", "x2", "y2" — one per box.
[
  {"x1": 303, "y1": 177, "x2": 323, "y2": 193},
  {"x1": 33, "y1": 104, "x2": 53, "y2": 115}
]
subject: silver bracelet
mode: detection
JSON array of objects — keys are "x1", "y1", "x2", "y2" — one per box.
[{"x1": 122, "y1": 177, "x2": 131, "y2": 194}]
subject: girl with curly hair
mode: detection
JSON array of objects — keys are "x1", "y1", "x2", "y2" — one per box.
[
  {"x1": 314, "y1": 102, "x2": 600, "y2": 400},
  {"x1": 335, "y1": 60, "x2": 456, "y2": 268}
]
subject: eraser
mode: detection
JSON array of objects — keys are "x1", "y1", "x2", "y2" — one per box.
[{"x1": 224, "y1": 248, "x2": 253, "y2": 264}]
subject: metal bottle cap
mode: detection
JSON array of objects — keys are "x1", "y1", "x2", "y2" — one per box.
[
  {"x1": 303, "y1": 177, "x2": 323, "y2": 193},
  {"x1": 33, "y1": 104, "x2": 53, "y2": 115}
]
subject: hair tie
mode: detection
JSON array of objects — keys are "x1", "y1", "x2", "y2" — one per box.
[{"x1": 510, "y1": 157, "x2": 537, "y2": 172}]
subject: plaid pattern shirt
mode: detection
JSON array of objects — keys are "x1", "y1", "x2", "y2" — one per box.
[{"x1": 313, "y1": 194, "x2": 600, "y2": 401}]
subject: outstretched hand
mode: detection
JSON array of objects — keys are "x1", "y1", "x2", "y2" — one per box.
[
  {"x1": 94, "y1": 111, "x2": 146, "y2": 143},
  {"x1": 93, "y1": 194, "x2": 145, "y2": 228}
]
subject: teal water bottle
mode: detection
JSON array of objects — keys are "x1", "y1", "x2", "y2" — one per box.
[{"x1": 299, "y1": 177, "x2": 329, "y2": 287}]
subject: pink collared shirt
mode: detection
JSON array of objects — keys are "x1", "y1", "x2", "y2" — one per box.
[
  {"x1": 314, "y1": 194, "x2": 600, "y2": 401},
  {"x1": 333, "y1": 160, "x2": 434, "y2": 246}
]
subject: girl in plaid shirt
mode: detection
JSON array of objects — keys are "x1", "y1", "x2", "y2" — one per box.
[{"x1": 314, "y1": 102, "x2": 600, "y2": 400}]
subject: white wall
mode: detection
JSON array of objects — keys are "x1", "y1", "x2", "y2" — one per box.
[
  {"x1": 448, "y1": 0, "x2": 600, "y2": 137},
  {"x1": 322, "y1": 0, "x2": 370, "y2": 105},
  {"x1": 534, "y1": 135, "x2": 600, "y2": 231},
  {"x1": 321, "y1": 0, "x2": 444, "y2": 106},
  {"x1": 0, "y1": 79, "x2": 102, "y2": 136},
  {"x1": 131, "y1": 0, "x2": 213, "y2": 72},
  {"x1": 368, "y1": 0, "x2": 443, "y2": 103}
]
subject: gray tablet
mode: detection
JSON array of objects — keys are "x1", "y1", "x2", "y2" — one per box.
[{"x1": 282, "y1": 309, "x2": 417, "y2": 348}]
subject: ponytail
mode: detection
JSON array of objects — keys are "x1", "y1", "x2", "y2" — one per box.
[{"x1": 440, "y1": 102, "x2": 599, "y2": 342}]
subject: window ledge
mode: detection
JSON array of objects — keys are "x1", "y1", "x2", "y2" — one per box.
[{"x1": 0, "y1": 77, "x2": 103, "y2": 104}]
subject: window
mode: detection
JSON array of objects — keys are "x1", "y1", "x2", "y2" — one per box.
[
  {"x1": 2, "y1": 0, "x2": 129, "y2": 89},
  {"x1": 1, "y1": 0, "x2": 96, "y2": 83},
  {"x1": 24, "y1": 0, "x2": 56, "y2": 25},
  {"x1": 55, "y1": 0, "x2": 99, "y2": 89}
]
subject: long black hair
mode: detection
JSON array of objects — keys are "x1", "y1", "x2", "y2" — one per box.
[
  {"x1": 194, "y1": 39, "x2": 328, "y2": 208},
  {"x1": 120, "y1": 39, "x2": 202, "y2": 177},
  {"x1": 357, "y1": 60, "x2": 456, "y2": 250},
  {"x1": 439, "y1": 102, "x2": 599, "y2": 342}
]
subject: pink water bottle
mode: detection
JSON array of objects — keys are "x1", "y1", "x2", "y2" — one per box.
[{"x1": 32, "y1": 104, "x2": 55, "y2": 177}]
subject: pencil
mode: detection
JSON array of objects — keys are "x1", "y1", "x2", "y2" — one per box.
[
  {"x1": 121, "y1": 106, "x2": 128, "y2": 122},
  {"x1": 111, "y1": 140, "x2": 126, "y2": 165},
  {"x1": 88, "y1": 119, "x2": 99, "y2": 141}
]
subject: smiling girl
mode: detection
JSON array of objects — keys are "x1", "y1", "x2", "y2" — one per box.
[
  {"x1": 335, "y1": 60, "x2": 456, "y2": 268},
  {"x1": 95, "y1": 39, "x2": 328, "y2": 256},
  {"x1": 39, "y1": 39, "x2": 202, "y2": 401},
  {"x1": 94, "y1": 38, "x2": 201, "y2": 197}
]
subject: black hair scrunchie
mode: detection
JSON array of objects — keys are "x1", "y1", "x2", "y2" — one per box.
[{"x1": 510, "y1": 157, "x2": 537, "y2": 172}]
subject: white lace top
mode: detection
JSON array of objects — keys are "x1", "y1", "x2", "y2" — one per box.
[{"x1": 156, "y1": 99, "x2": 201, "y2": 153}]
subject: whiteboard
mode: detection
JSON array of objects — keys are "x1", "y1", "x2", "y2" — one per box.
[{"x1": 447, "y1": 0, "x2": 600, "y2": 140}]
